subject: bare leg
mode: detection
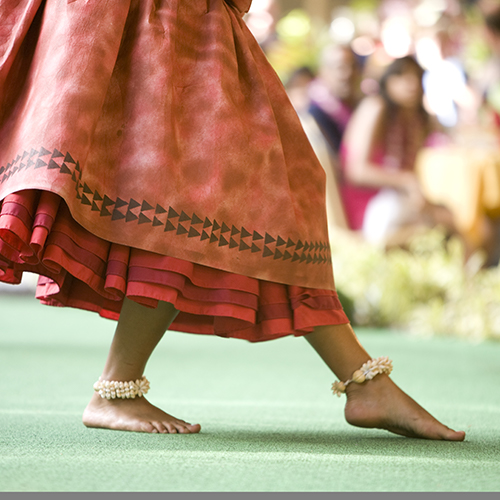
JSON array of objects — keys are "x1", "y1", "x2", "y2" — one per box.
[
  {"x1": 306, "y1": 324, "x2": 465, "y2": 440},
  {"x1": 82, "y1": 297, "x2": 201, "y2": 434}
]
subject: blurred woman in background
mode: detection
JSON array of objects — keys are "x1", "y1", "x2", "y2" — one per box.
[{"x1": 341, "y1": 56, "x2": 454, "y2": 246}]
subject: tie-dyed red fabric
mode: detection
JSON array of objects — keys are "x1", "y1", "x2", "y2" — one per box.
[{"x1": 0, "y1": 0, "x2": 349, "y2": 341}]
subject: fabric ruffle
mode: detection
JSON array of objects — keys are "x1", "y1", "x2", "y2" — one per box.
[{"x1": 0, "y1": 190, "x2": 349, "y2": 342}]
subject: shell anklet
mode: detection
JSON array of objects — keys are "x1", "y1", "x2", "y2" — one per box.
[
  {"x1": 93, "y1": 375, "x2": 150, "y2": 400},
  {"x1": 332, "y1": 357, "x2": 393, "y2": 397}
]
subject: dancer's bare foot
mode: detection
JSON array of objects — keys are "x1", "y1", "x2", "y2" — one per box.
[
  {"x1": 83, "y1": 393, "x2": 201, "y2": 434},
  {"x1": 344, "y1": 375, "x2": 465, "y2": 441}
]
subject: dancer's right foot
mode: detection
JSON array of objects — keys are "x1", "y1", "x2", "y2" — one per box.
[
  {"x1": 344, "y1": 375, "x2": 465, "y2": 441},
  {"x1": 83, "y1": 393, "x2": 201, "y2": 434}
]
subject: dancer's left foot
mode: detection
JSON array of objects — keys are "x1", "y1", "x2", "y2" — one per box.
[{"x1": 344, "y1": 375, "x2": 465, "y2": 441}]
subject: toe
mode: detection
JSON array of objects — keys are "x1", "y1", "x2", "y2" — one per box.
[
  {"x1": 164, "y1": 422, "x2": 178, "y2": 434},
  {"x1": 187, "y1": 423, "x2": 201, "y2": 433},
  {"x1": 422, "y1": 421, "x2": 466, "y2": 441},
  {"x1": 139, "y1": 422, "x2": 157, "y2": 433},
  {"x1": 175, "y1": 423, "x2": 192, "y2": 434},
  {"x1": 152, "y1": 421, "x2": 169, "y2": 434},
  {"x1": 443, "y1": 428, "x2": 466, "y2": 441}
]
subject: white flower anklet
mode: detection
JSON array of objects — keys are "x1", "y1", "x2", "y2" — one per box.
[
  {"x1": 93, "y1": 375, "x2": 150, "y2": 400},
  {"x1": 332, "y1": 357, "x2": 393, "y2": 397}
]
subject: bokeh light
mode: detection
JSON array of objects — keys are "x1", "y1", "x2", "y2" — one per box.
[
  {"x1": 245, "y1": 11, "x2": 275, "y2": 43},
  {"x1": 415, "y1": 37, "x2": 442, "y2": 70},
  {"x1": 329, "y1": 17, "x2": 356, "y2": 44},
  {"x1": 381, "y1": 17, "x2": 412, "y2": 58},
  {"x1": 414, "y1": 0, "x2": 447, "y2": 27},
  {"x1": 351, "y1": 35, "x2": 376, "y2": 57},
  {"x1": 276, "y1": 9, "x2": 311, "y2": 39}
]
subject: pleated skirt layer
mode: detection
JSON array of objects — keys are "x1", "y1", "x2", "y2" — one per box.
[{"x1": 0, "y1": 190, "x2": 348, "y2": 342}]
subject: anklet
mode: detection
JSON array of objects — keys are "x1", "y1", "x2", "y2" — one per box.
[
  {"x1": 93, "y1": 376, "x2": 150, "y2": 400},
  {"x1": 331, "y1": 357, "x2": 393, "y2": 397}
]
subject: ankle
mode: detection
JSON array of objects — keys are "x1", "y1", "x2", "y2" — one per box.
[
  {"x1": 93, "y1": 375, "x2": 150, "y2": 400},
  {"x1": 332, "y1": 357, "x2": 394, "y2": 397},
  {"x1": 100, "y1": 366, "x2": 145, "y2": 382},
  {"x1": 345, "y1": 374, "x2": 392, "y2": 399}
]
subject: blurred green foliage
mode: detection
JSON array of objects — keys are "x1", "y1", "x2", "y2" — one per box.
[{"x1": 331, "y1": 228, "x2": 500, "y2": 341}]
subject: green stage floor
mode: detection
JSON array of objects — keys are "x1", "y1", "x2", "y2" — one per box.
[{"x1": 1, "y1": 295, "x2": 499, "y2": 492}]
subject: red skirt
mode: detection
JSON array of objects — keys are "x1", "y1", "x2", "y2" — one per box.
[{"x1": 0, "y1": 0, "x2": 349, "y2": 341}]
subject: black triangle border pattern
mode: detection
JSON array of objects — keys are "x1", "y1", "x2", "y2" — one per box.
[{"x1": 0, "y1": 147, "x2": 332, "y2": 266}]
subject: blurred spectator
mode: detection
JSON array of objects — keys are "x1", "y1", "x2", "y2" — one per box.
[
  {"x1": 477, "y1": 6, "x2": 500, "y2": 128},
  {"x1": 421, "y1": 29, "x2": 476, "y2": 128},
  {"x1": 285, "y1": 45, "x2": 362, "y2": 232},
  {"x1": 308, "y1": 45, "x2": 362, "y2": 158},
  {"x1": 285, "y1": 66, "x2": 348, "y2": 230},
  {"x1": 340, "y1": 56, "x2": 454, "y2": 246},
  {"x1": 285, "y1": 66, "x2": 315, "y2": 115},
  {"x1": 461, "y1": 3, "x2": 500, "y2": 266}
]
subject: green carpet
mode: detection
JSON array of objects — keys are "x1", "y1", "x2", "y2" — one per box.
[{"x1": 1, "y1": 295, "x2": 499, "y2": 492}]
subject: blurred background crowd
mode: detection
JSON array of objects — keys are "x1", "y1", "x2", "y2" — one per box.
[
  {"x1": 244, "y1": 0, "x2": 500, "y2": 340},
  {"x1": 4, "y1": 0, "x2": 500, "y2": 341},
  {"x1": 248, "y1": 0, "x2": 500, "y2": 252}
]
